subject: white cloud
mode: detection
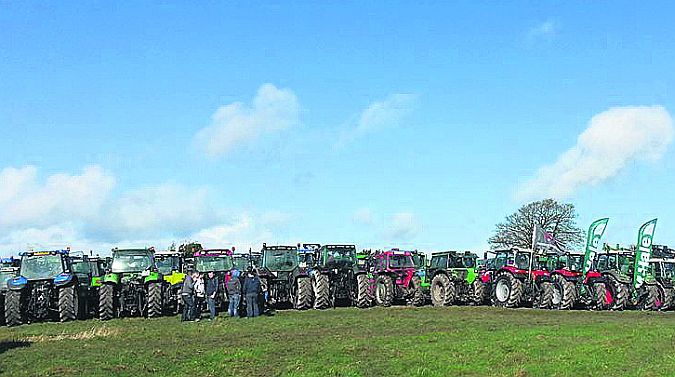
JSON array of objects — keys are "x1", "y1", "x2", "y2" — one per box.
[
  {"x1": 517, "y1": 106, "x2": 674, "y2": 200},
  {"x1": 527, "y1": 20, "x2": 557, "y2": 42},
  {"x1": 194, "y1": 83, "x2": 300, "y2": 157},
  {"x1": 338, "y1": 93, "x2": 417, "y2": 145},
  {"x1": 388, "y1": 212, "x2": 422, "y2": 239},
  {"x1": 0, "y1": 165, "x2": 115, "y2": 230}
]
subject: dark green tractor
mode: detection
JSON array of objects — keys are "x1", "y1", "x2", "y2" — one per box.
[
  {"x1": 427, "y1": 251, "x2": 485, "y2": 306},
  {"x1": 69, "y1": 253, "x2": 105, "y2": 318},
  {"x1": 99, "y1": 248, "x2": 165, "y2": 320},
  {"x1": 310, "y1": 244, "x2": 371, "y2": 309},
  {"x1": 258, "y1": 244, "x2": 312, "y2": 310},
  {"x1": 5, "y1": 250, "x2": 82, "y2": 326}
]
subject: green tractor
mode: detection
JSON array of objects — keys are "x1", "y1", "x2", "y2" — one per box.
[
  {"x1": 99, "y1": 248, "x2": 165, "y2": 320},
  {"x1": 258, "y1": 244, "x2": 312, "y2": 310},
  {"x1": 193, "y1": 248, "x2": 234, "y2": 310},
  {"x1": 427, "y1": 251, "x2": 485, "y2": 306},
  {"x1": 69, "y1": 253, "x2": 106, "y2": 318},
  {"x1": 310, "y1": 244, "x2": 371, "y2": 309},
  {"x1": 5, "y1": 250, "x2": 83, "y2": 326},
  {"x1": 649, "y1": 245, "x2": 675, "y2": 310},
  {"x1": 154, "y1": 250, "x2": 187, "y2": 315}
]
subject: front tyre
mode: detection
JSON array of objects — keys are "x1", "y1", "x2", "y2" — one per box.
[
  {"x1": 430, "y1": 274, "x2": 454, "y2": 307},
  {"x1": 491, "y1": 272, "x2": 522, "y2": 308},
  {"x1": 147, "y1": 282, "x2": 162, "y2": 318},
  {"x1": 355, "y1": 274, "x2": 372, "y2": 308},
  {"x1": 58, "y1": 285, "x2": 78, "y2": 322},
  {"x1": 374, "y1": 275, "x2": 394, "y2": 307},
  {"x1": 312, "y1": 272, "x2": 330, "y2": 310},
  {"x1": 408, "y1": 275, "x2": 425, "y2": 307},
  {"x1": 99, "y1": 284, "x2": 115, "y2": 321},
  {"x1": 295, "y1": 277, "x2": 313, "y2": 310},
  {"x1": 5, "y1": 290, "x2": 23, "y2": 327}
]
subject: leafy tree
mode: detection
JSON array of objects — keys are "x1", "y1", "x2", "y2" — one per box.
[{"x1": 489, "y1": 199, "x2": 584, "y2": 249}]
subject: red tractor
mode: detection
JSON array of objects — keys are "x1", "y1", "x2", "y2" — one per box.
[
  {"x1": 483, "y1": 248, "x2": 554, "y2": 309},
  {"x1": 366, "y1": 249, "x2": 425, "y2": 307}
]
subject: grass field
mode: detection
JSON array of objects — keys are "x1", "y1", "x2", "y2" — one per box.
[{"x1": 1, "y1": 306, "x2": 675, "y2": 377}]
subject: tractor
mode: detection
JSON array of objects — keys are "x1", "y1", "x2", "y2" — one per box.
[
  {"x1": 411, "y1": 250, "x2": 430, "y2": 302},
  {"x1": 69, "y1": 253, "x2": 106, "y2": 318},
  {"x1": 593, "y1": 244, "x2": 658, "y2": 310},
  {"x1": 0, "y1": 259, "x2": 19, "y2": 325},
  {"x1": 366, "y1": 249, "x2": 425, "y2": 307},
  {"x1": 310, "y1": 244, "x2": 371, "y2": 309},
  {"x1": 483, "y1": 248, "x2": 554, "y2": 309},
  {"x1": 154, "y1": 250, "x2": 187, "y2": 315},
  {"x1": 427, "y1": 251, "x2": 485, "y2": 306},
  {"x1": 99, "y1": 248, "x2": 165, "y2": 320},
  {"x1": 258, "y1": 244, "x2": 312, "y2": 310},
  {"x1": 233, "y1": 253, "x2": 251, "y2": 272},
  {"x1": 4, "y1": 250, "x2": 82, "y2": 326},
  {"x1": 193, "y1": 248, "x2": 234, "y2": 310},
  {"x1": 649, "y1": 245, "x2": 675, "y2": 310}
]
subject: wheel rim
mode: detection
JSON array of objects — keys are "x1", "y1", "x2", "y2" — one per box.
[
  {"x1": 496, "y1": 279, "x2": 510, "y2": 302},
  {"x1": 376, "y1": 281, "x2": 387, "y2": 302},
  {"x1": 432, "y1": 281, "x2": 444, "y2": 303}
]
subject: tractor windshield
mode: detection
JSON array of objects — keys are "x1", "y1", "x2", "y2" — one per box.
[
  {"x1": 462, "y1": 256, "x2": 476, "y2": 268},
  {"x1": 155, "y1": 256, "x2": 178, "y2": 275},
  {"x1": 195, "y1": 256, "x2": 233, "y2": 273},
  {"x1": 21, "y1": 255, "x2": 65, "y2": 280},
  {"x1": 298, "y1": 252, "x2": 315, "y2": 266},
  {"x1": 264, "y1": 250, "x2": 297, "y2": 272},
  {"x1": 388, "y1": 254, "x2": 414, "y2": 269},
  {"x1": 232, "y1": 256, "x2": 249, "y2": 271},
  {"x1": 412, "y1": 254, "x2": 425, "y2": 269},
  {"x1": 71, "y1": 259, "x2": 91, "y2": 275},
  {"x1": 325, "y1": 247, "x2": 356, "y2": 266},
  {"x1": 567, "y1": 255, "x2": 583, "y2": 271},
  {"x1": 661, "y1": 262, "x2": 675, "y2": 279},
  {"x1": 111, "y1": 252, "x2": 153, "y2": 273}
]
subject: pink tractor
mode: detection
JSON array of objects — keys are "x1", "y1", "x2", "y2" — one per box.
[{"x1": 367, "y1": 249, "x2": 425, "y2": 307}]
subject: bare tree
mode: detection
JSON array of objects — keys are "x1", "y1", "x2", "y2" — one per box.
[{"x1": 488, "y1": 199, "x2": 584, "y2": 249}]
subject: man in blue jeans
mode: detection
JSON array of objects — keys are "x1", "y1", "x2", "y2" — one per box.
[
  {"x1": 205, "y1": 271, "x2": 219, "y2": 321},
  {"x1": 226, "y1": 269, "x2": 242, "y2": 317},
  {"x1": 243, "y1": 269, "x2": 261, "y2": 317}
]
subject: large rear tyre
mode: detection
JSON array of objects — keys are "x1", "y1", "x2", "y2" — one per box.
[
  {"x1": 408, "y1": 275, "x2": 426, "y2": 307},
  {"x1": 470, "y1": 279, "x2": 486, "y2": 305},
  {"x1": 592, "y1": 282, "x2": 610, "y2": 310},
  {"x1": 430, "y1": 274, "x2": 454, "y2": 307},
  {"x1": 606, "y1": 275, "x2": 628, "y2": 311},
  {"x1": 535, "y1": 282, "x2": 554, "y2": 309},
  {"x1": 5, "y1": 290, "x2": 23, "y2": 327},
  {"x1": 312, "y1": 272, "x2": 330, "y2": 310},
  {"x1": 294, "y1": 277, "x2": 313, "y2": 310},
  {"x1": 638, "y1": 285, "x2": 658, "y2": 311},
  {"x1": 99, "y1": 284, "x2": 115, "y2": 321},
  {"x1": 658, "y1": 287, "x2": 674, "y2": 311},
  {"x1": 147, "y1": 282, "x2": 162, "y2": 318},
  {"x1": 491, "y1": 272, "x2": 522, "y2": 308},
  {"x1": 58, "y1": 285, "x2": 78, "y2": 322},
  {"x1": 374, "y1": 275, "x2": 394, "y2": 307},
  {"x1": 355, "y1": 274, "x2": 372, "y2": 308},
  {"x1": 552, "y1": 275, "x2": 576, "y2": 310}
]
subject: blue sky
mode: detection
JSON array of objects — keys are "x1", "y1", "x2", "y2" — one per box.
[{"x1": 1, "y1": 2, "x2": 674, "y2": 255}]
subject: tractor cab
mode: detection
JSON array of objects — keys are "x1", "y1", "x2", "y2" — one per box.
[
  {"x1": 232, "y1": 253, "x2": 251, "y2": 272},
  {"x1": 193, "y1": 249, "x2": 234, "y2": 274},
  {"x1": 261, "y1": 245, "x2": 299, "y2": 274},
  {"x1": 319, "y1": 245, "x2": 358, "y2": 270},
  {"x1": 595, "y1": 244, "x2": 636, "y2": 279},
  {"x1": 297, "y1": 243, "x2": 320, "y2": 269}
]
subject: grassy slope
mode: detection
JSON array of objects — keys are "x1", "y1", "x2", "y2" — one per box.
[{"x1": 1, "y1": 307, "x2": 675, "y2": 377}]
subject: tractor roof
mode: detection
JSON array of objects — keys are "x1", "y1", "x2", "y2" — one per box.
[
  {"x1": 431, "y1": 250, "x2": 476, "y2": 257},
  {"x1": 378, "y1": 248, "x2": 413, "y2": 256},
  {"x1": 324, "y1": 244, "x2": 356, "y2": 249},
  {"x1": 195, "y1": 249, "x2": 233, "y2": 257},
  {"x1": 20, "y1": 250, "x2": 69, "y2": 257},
  {"x1": 262, "y1": 245, "x2": 297, "y2": 251}
]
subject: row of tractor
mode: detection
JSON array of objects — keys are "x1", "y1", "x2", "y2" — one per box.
[{"x1": 2, "y1": 218, "x2": 671, "y2": 327}]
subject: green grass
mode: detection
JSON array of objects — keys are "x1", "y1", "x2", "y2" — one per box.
[{"x1": 2, "y1": 306, "x2": 675, "y2": 376}]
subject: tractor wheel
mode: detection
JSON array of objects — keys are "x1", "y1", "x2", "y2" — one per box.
[
  {"x1": 470, "y1": 279, "x2": 485, "y2": 305},
  {"x1": 592, "y1": 282, "x2": 610, "y2": 310},
  {"x1": 430, "y1": 274, "x2": 454, "y2": 307},
  {"x1": 374, "y1": 275, "x2": 394, "y2": 307},
  {"x1": 147, "y1": 282, "x2": 162, "y2": 318},
  {"x1": 552, "y1": 275, "x2": 575, "y2": 310},
  {"x1": 660, "y1": 287, "x2": 675, "y2": 311},
  {"x1": 535, "y1": 282, "x2": 554, "y2": 309},
  {"x1": 606, "y1": 275, "x2": 628, "y2": 311},
  {"x1": 355, "y1": 274, "x2": 372, "y2": 308},
  {"x1": 295, "y1": 277, "x2": 313, "y2": 310},
  {"x1": 638, "y1": 285, "x2": 658, "y2": 311},
  {"x1": 58, "y1": 285, "x2": 78, "y2": 322},
  {"x1": 99, "y1": 284, "x2": 115, "y2": 321},
  {"x1": 408, "y1": 275, "x2": 425, "y2": 307},
  {"x1": 491, "y1": 272, "x2": 522, "y2": 308},
  {"x1": 5, "y1": 290, "x2": 23, "y2": 327},
  {"x1": 312, "y1": 272, "x2": 330, "y2": 310}
]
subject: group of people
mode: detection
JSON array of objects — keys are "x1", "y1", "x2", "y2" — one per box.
[{"x1": 180, "y1": 268, "x2": 264, "y2": 321}]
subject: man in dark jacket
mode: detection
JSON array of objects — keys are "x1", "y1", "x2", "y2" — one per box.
[
  {"x1": 226, "y1": 269, "x2": 242, "y2": 317},
  {"x1": 181, "y1": 270, "x2": 196, "y2": 321},
  {"x1": 205, "y1": 271, "x2": 219, "y2": 321},
  {"x1": 242, "y1": 269, "x2": 261, "y2": 317}
]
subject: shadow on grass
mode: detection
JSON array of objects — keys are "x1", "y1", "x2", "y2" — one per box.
[{"x1": 0, "y1": 340, "x2": 31, "y2": 355}]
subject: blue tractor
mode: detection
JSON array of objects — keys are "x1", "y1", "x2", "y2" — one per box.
[{"x1": 4, "y1": 250, "x2": 83, "y2": 326}]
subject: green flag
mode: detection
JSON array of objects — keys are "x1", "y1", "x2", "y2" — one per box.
[
  {"x1": 633, "y1": 219, "x2": 657, "y2": 289},
  {"x1": 582, "y1": 218, "x2": 609, "y2": 278}
]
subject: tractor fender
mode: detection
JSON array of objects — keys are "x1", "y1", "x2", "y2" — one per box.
[
  {"x1": 54, "y1": 272, "x2": 78, "y2": 287},
  {"x1": 91, "y1": 276, "x2": 103, "y2": 287},
  {"x1": 553, "y1": 270, "x2": 581, "y2": 281},
  {"x1": 603, "y1": 271, "x2": 631, "y2": 285},
  {"x1": 7, "y1": 275, "x2": 28, "y2": 291},
  {"x1": 103, "y1": 273, "x2": 120, "y2": 285},
  {"x1": 144, "y1": 271, "x2": 162, "y2": 285}
]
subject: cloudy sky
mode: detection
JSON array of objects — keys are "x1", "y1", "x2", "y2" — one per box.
[{"x1": 1, "y1": 2, "x2": 674, "y2": 255}]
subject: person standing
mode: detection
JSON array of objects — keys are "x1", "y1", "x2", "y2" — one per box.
[
  {"x1": 205, "y1": 271, "x2": 219, "y2": 321},
  {"x1": 226, "y1": 269, "x2": 242, "y2": 317},
  {"x1": 194, "y1": 273, "x2": 205, "y2": 322},
  {"x1": 243, "y1": 269, "x2": 261, "y2": 318},
  {"x1": 181, "y1": 270, "x2": 196, "y2": 322}
]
